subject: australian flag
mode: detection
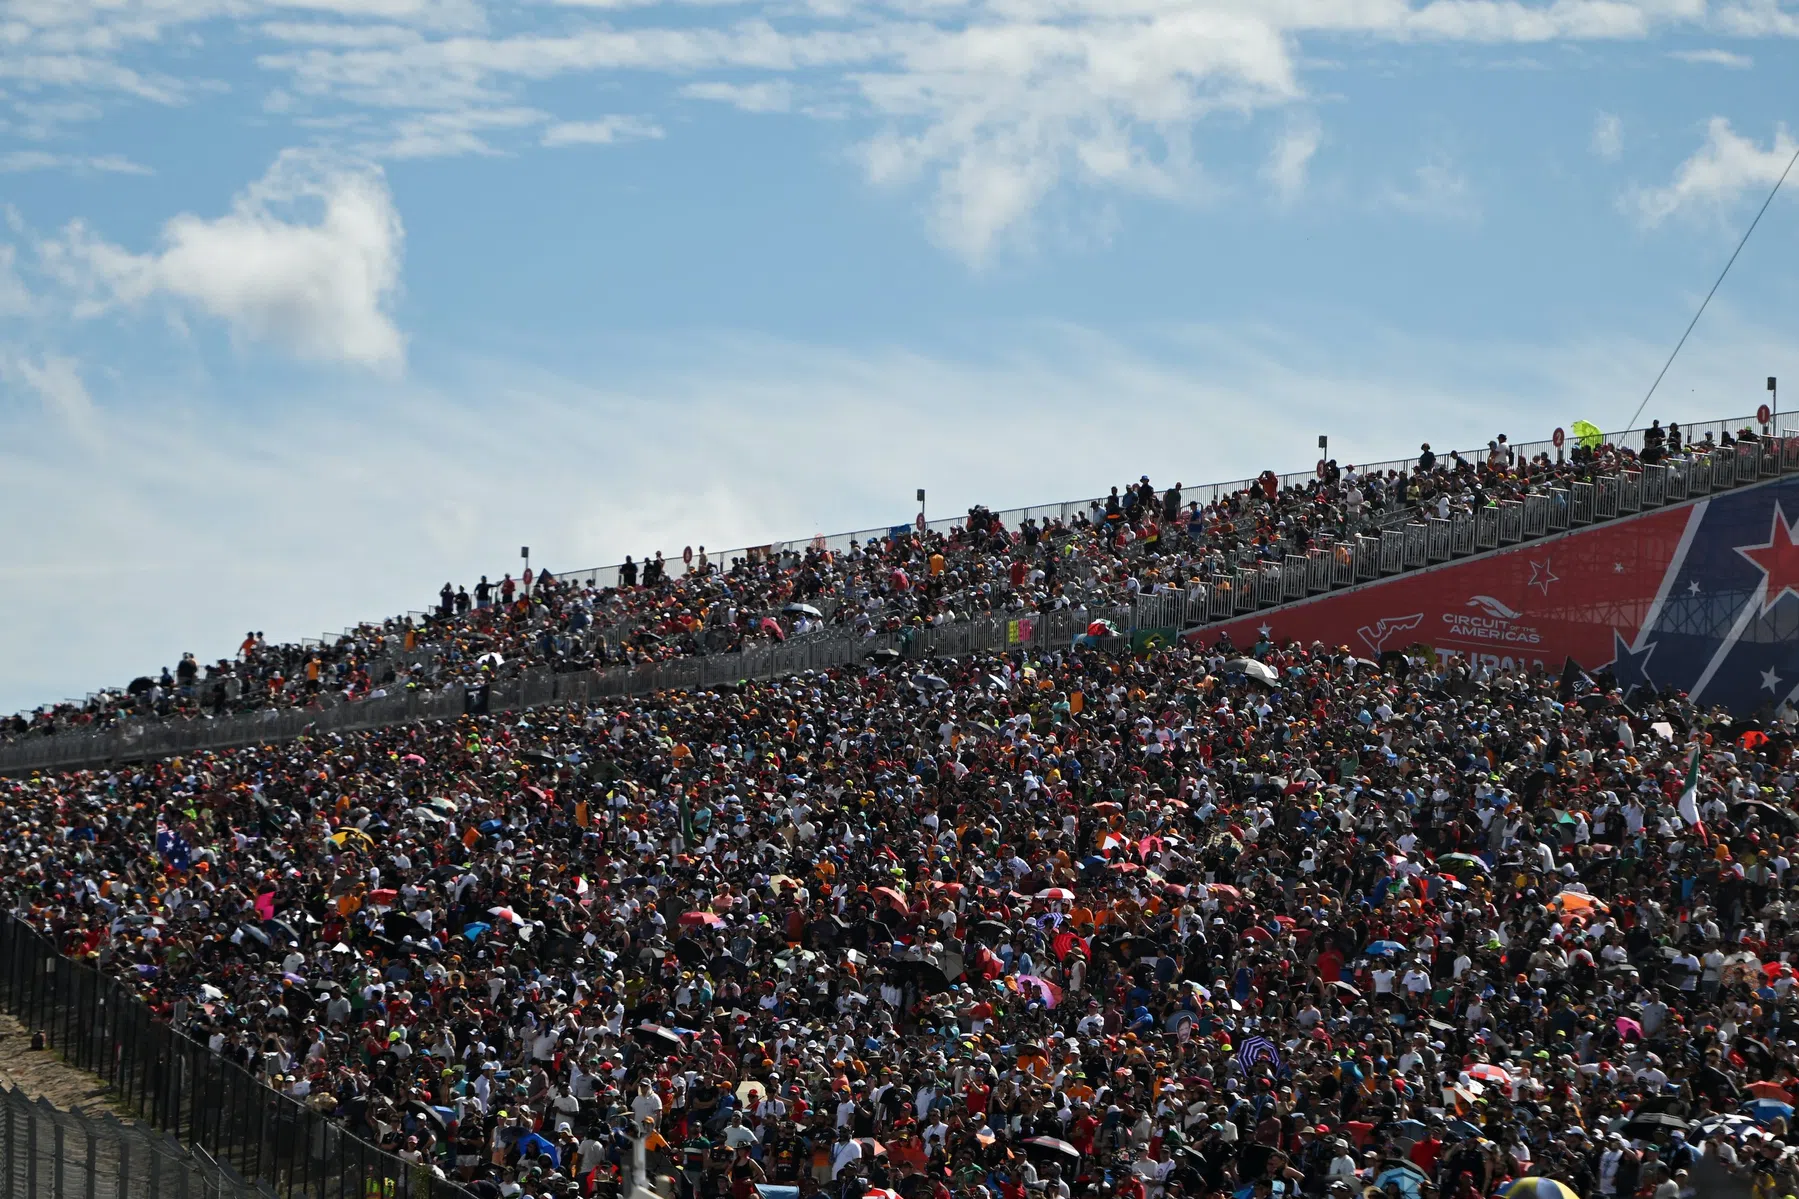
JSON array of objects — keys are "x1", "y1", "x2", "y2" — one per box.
[{"x1": 154, "y1": 824, "x2": 191, "y2": 871}]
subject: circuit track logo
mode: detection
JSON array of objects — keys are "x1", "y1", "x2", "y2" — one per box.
[{"x1": 1357, "y1": 613, "x2": 1425, "y2": 655}]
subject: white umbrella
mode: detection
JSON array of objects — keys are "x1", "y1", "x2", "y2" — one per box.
[{"x1": 1224, "y1": 658, "x2": 1279, "y2": 686}]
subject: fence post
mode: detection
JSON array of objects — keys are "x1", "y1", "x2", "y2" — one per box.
[
  {"x1": 85, "y1": 1124, "x2": 96, "y2": 1199},
  {"x1": 24, "y1": 1101, "x2": 35, "y2": 1199}
]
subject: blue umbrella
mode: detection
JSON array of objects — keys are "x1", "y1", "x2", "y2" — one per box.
[
  {"x1": 1445, "y1": 1119, "x2": 1481, "y2": 1139},
  {"x1": 1743, "y1": 1099, "x2": 1794, "y2": 1125},
  {"x1": 461, "y1": 922, "x2": 491, "y2": 941},
  {"x1": 1366, "y1": 940, "x2": 1406, "y2": 957},
  {"x1": 1390, "y1": 1119, "x2": 1429, "y2": 1141},
  {"x1": 1374, "y1": 1163, "x2": 1427, "y2": 1198}
]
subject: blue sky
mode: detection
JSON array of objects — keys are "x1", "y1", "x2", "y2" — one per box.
[{"x1": 2, "y1": 0, "x2": 1798, "y2": 711}]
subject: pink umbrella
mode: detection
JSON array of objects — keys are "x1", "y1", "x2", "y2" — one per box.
[
  {"x1": 1017, "y1": 975, "x2": 1063, "y2": 1008},
  {"x1": 1616, "y1": 1016, "x2": 1644, "y2": 1041}
]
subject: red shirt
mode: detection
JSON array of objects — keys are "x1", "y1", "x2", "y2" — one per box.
[{"x1": 1070, "y1": 1114, "x2": 1098, "y2": 1154}]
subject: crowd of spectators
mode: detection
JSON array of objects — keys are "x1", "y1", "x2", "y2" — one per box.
[
  {"x1": 4, "y1": 622, "x2": 1799, "y2": 1199},
  {"x1": 1, "y1": 419, "x2": 1765, "y2": 753}
]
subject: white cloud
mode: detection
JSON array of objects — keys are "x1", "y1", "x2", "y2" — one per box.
[
  {"x1": 38, "y1": 150, "x2": 407, "y2": 371},
  {"x1": 374, "y1": 106, "x2": 545, "y2": 158},
  {"x1": 1591, "y1": 111, "x2": 1622, "y2": 162},
  {"x1": 1264, "y1": 116, "x2": 1321, "y2": 201},
  {"x1": 0, "y1": 246, "x2": 32, "y2": 317},
  {"x1": 1, "y1": 309, "x2": 1789, "y2": 714},
  {"x1": 6, "y1": 354, "x2": 98, "y2": 442},
  {"x1": 679, "y1": 79, "x2": 793, "y2": 113},
  {"x1": 1668, "y1": 47, "x2": 1753, "y2": 67},
  {"x1": 541, "y1": 115, "x2": 666, "y2": 146},
  {"x1": 0, "y1": 150, "x2": 151, "y2": 174},
  {"x1": 0, "y1": 0, "x2": 1784, "y2": 262},
  {"x1": 1381, "y1": 158, "x2": 1480, "y2": 222},
  {"x1": 1628, "y1": 117, "x2": 1798, "y2": 227}
]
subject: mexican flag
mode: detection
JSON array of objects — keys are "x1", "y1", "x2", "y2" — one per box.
[{"x1": 1677, "y1": 743, "x2": 1704, "y2": 829}]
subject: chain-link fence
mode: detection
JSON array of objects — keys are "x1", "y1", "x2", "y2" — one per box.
[
  {"x1": 0, "y1": 918, "x2": 471, "y2": 1199},
  {"x1": 0, "y1": 1081, "x2": 275, "y2": 1199}
]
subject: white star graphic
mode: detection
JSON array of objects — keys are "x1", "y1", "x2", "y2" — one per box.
[
  {"x1": 1528, "y1": 559, "x2": 1559, "y2": 594},
  {"x1": 1257, "y1": 624, "x2": 1273, "y2": 639},
  {"x1": 1688, "y1": 581, "x2": 1701, "y2": 596},
  {"x1": 1764, "y1": 667, "x2": 1784, "y2": 694},
  {"x1": 1613, "y1": 562, "x2": 1624, "y2": 574}
]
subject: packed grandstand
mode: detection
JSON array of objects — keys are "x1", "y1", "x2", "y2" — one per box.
[
  {"x1": 4, "y1": 413, "x2": 1799, "y2": 1199},
  {"x1": 1, "y1": 414, "x2": 1775, "y2": 746}
]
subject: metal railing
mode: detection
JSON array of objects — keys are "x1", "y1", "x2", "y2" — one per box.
[
  {"x1": 0, "y1": 1081, "x2": 272, "y2": 1199},
  {"x1": 0, "y1": 608, "x2": 1123, "y2": 774},
  {"x1": 544, "y1": 412, "x2": 1780, "y2": 591},
  {"x1": 0, "y1": 917, "x2": 470, "y2": 1199},
  {"x1": 11, "y1": 421, "x2": 1796, "y2": 776}
]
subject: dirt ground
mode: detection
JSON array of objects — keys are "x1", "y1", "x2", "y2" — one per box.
[{"x1": 0, "y1": 1010, "x2": 132, "y2": 1119}]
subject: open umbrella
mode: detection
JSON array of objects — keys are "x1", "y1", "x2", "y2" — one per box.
[
  {"x1": 885, "y1": 959, "x2": 952, "y2": 995},
  {"x1": 1694, "y1": 1114, "x2": 1756, "y2": 1140},
  {"x1": 1502, "y1": 1181, "x2": 1579, "y2": 1199},
  {"x1": 852, "y1": 1139, "x2": 886, "y2": 1159},
  {"x1": 632, "y1": 1023, "x2": 684, "y2": 1049},
  {"x1": 1570, "y1": 420, "x2": 1605, "y2": 450},
  {"x1": 1373, "y1": 1164, "x2": 1427, "y2": 1199},
  {"x1": 1742, "y1": 1099, "x2": 1794, "y2": 1125},
  {"x1": 673, "y1": 940, "x2": 708, "y2": 966},
  {"x1": 1035, "y1": 887, "x2": 1075, "y2": 902},
  {"x1": 1622, "y1": 1112, "x2": 1690, "y2": 1135},
  {"x1": 383, "y1": 914, "x2": 428, "y2": 942},
  {"x1": 866, "y1": 648, "x2": 901, "y2": 665},
  {"x1": 1365, "y1": 940, "x2": 1406, "y2": 958},
  {"x1": 1223, "y1": 658, "x2": 1279, "y2": 686},
  {"x1": 407, "y1": 1100, "x2": 449, "y2": 1132},
  {"x1": 1746, "y1": 1081, "x2": 1794, "y2": 1102},
  {"x1": 783, "y1": 603, "x2": 823, "y2": 618},
  {"x1": 1330, "y1": 980, "x2": 1362, "y2": 999},
  {"x1": 871, "y1": 887, "x2": 909, "y2": 912},
  {"x1": 1021, "y1": 1137, "x2": 1081, "y2": 1164},
  {"x1": 236, "y1": 923, "x2": 273, "y2": 948},
  {"x1": 488, "y1": 907, "x2": 526, "y2": 926},
  {"x1": 1016, "y1": 976, "x2": 1063, "y2": 1008},
  {"x1": 679, "y1": 911, "x2": 726, "y2": 928},
  {"x1": 1436, "y1": 853, "x2": 1489, "y2": 878},
  {"x1": 1467, "y1": 1063, "x2": 1513, "y2": 1092}
]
